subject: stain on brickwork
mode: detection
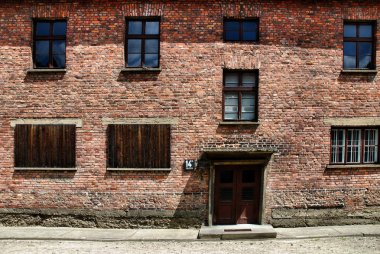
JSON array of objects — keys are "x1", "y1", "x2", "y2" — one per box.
[{"x1": 0, "y1": 0, "x2": 379, "y2": 228}]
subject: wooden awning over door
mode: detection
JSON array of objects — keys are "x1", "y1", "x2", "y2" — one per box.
[{"x1": 202, "y1": 150, "x2": 273, "y2": 165}]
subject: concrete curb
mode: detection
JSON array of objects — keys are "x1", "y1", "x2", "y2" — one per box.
[
  {"x1": 0, "y1": 227, "x2": 199, "y2": 241},
  {"x1": 274, "y1": 225, "x2": 380, "y2": 240},
  {"x1": 0, "y1": 225, "x2": 378, "y2": 241}
]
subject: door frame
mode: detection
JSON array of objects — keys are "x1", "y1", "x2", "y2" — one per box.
[{"x1": 208, "y1": 160, "x2": 268, "y2": 226}]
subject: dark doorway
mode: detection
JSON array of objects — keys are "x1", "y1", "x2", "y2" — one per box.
[{"x1": 214, "y1": 164, "x2": 262, "y2": 225}]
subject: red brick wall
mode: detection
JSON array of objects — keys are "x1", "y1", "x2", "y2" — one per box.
[{"x1": 0, "y1": 0, "x2": 379, "y2": 227}]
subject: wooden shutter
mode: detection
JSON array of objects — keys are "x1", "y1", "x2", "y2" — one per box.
[
  {"x1": 108, "y1": 124, "x2": 170, "y2": 168},
  {"x1": 14, "y1": 125, "x2": 76, "y2": 167}
]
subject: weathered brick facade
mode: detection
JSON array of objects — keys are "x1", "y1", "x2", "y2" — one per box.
[{"x1": 0, "y1": 0, "x2": 379, "y2": 228}]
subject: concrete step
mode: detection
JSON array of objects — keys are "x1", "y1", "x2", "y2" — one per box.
[{"x1": 198, "y1": 224, "x2": 277, "y2": 240}]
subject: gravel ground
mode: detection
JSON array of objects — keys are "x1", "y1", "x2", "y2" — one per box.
[{"x1": 0, "y1": 237, "x2": 379, "y2": 254}]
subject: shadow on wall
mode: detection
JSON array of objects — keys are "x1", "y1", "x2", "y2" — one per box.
[
  {"x1": 171, "y1": 164, "x2": 209, "y2": 228},
  {"x1": 117, "y1": 71, "x2": 160, "y2": 82},
  {"x1": 12, "y1": 170, "x2": 76, "y2": 180},
  {"x1": 3, "y1": 167, "x2": 208, "y2": 229},
  {"x1": 102, "y1": 167, "x2": 208, "y2": 228},
  {"x1": 216, "y1": 123, "x2": 259, "y2": 134},
  {"x1": 24, "y1": 71, "x2": 66, "y2": 83},
  {"x1": 338, "y1": 72, "x2": 377, "y2": 83}
]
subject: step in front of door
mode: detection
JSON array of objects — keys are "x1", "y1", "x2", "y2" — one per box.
[{"x1": 198, "y1": 224, "x2": 277, "y2": 240}]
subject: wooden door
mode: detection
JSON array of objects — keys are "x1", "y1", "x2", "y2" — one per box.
[{"x1": 214, "y1": 165, "x2": 261, "y2": 225}]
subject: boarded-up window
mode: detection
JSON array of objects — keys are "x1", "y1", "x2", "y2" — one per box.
[
  {"x1": 107, "y1": 124, "x2": 170, "y2": 168},
  {"x1": 15, "y1": 125, "x2": 76, "y2": 168}
]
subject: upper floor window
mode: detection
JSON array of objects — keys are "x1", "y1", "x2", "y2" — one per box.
[
  {"x1": 343, "y1": 22, "x2": 376, "y2": 69},
  {"x1": 33, "y1": 20, "x2": 67, "y2": 69},
  {"x1": 125, "y1": 18, "x2": 160, "y2": 68},
  {"x1": 224, "y1": 19, "x2": 258, "y2": 42},
  {"x1": 331, "y1": 128, "x2": 379, "y2": 164},
  {"x1": 223, "y1": 70, "x2": 258, "y2": 122}
]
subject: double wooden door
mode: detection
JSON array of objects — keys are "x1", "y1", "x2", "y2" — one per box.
[{"x1": 214, "y1": 165, "x2": 262, "y2": 225}]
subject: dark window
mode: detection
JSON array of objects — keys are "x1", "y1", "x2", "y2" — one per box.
[
  {"x1": 125, "y1": 18, "x2": 160, "y2": 68},
  {"x1": 223, "y1": 70, "x2": 258, "y2": 121},
  {"x1": 15, "y1": 125, "x2": 76, "y2": 167},
  {"x1": 107, "y1": 124, "x2": 170, "y2": 168},
  {"x1": 224, "y1": 19, "x2": 258, "y2": 42},
  {"x1": 33, "y1": 20, "x2": 67, "y2": 68},
  {"x1": 331, "y1": 128, "x2": 379, "y2": 164},
  {"x1": 343, "y1": 22, "x2": 376, "y2": 69}
]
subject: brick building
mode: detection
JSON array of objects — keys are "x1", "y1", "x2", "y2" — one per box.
[{"x1": 0, "y1": 0, "x2": 379, "y2": 228}]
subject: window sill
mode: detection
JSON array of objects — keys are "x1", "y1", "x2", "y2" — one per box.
[
  {"x1": 341, "y1": 69, "x2": 377, "y2": 74},
  {"x1": 107, "y1": 167, "x2": 171, "y2": 171},
  {"x1": 326, "y1": 164, "x2": 379, "y2": 169},
  {"x1": 223, "y1": 40, "x2": 259, "y2": 44},
  {"x1": 120, "y1": 68, "x2": 161, "y2": 73},
  {"x1": 27, "y1": 69, "x2": 67, "y2": 73},
  {"x1": 219, "y1": 121, "x2": 260, "y2": 126},
  {"x1": 14, "y1": 167, "x2": 77, "y2": 171}
]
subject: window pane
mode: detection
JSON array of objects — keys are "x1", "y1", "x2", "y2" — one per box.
[
  {"x1": 359, "y1": 25, "x2": 372, "y2": 38},
  {"x1": 242, "y1": 93, "x2": 254, "y2": 107},
  {"x1": 344, "y1": 56, "x2": 356, "y2": 69},
  {"x1": 243, "y1": 21, "x2": 257, "y2": 32},
  {"x1": 337, "y1": 130, "x2": 345, "y2": 146},
  {"x1": 359, "y1": 43, "x2": 373, "y2": 68},
  {"x1": 344, "y1": 42, "x2": 356, "y2": 56},
  {"x1": 364, "y1": 129, "x2": 378, "y2": 163},
  {"x1": 53, "y1": 21, "x2": 66, "y2": 36},
  {"x1": 220, "y1": 170, "x2": 233, "y2": 183},
  {"x1": 347, "y1": 129, "x2": 361, "y2": 163},
  {"x1": 359, "y1": 42, "x2": 372, "y2": 56},
  {"x1": 359, "y1": 55, "x2": 372, "y2": 69},
  {"x1": 243, "y1": 31, "x2": 257, "y2": 41},
  {"x1": 144, "y1": 54, "x2": 158, "y2": 67},
  {"x1": 242, "y1": 73, "x2": 256, "y2": 87},
  {"x1": 35, "y1": 54, "x2": 49, "y2": 67},
  {"x1": 145, "y1": 39, "x2": 159, "y2": 54},
  {"x1": 145, "y1": 21, "x2": 159, "y2": 35},
  {"x1": 242, "y1": 106, "x2": 254, "y2": 112},
  {"x1": 52, "y1": 40, "x2": 66, "y2": 54},
  {"x1": 243, "y1": 21, "x2": 258, "y2": 40},
  {"x1": 127, "y1": 39, "x2": 141, "y2": 53},
  {"x1": 241, "y1": 93, "x2": 255, "y2": 120},
  {"x1": 224, "y1": 93, "x2": 238, "y2": 120},
  {"x1": 128, "y1": 21, "x2": 142, "y2": 35},
  {"x1": 224, "y1": 113, "x2": 238, "y2": 120},
  {"x1": 224, "y1": 21, "x2": 239, "y2": 31},
  {"x1": 127, "y1": 54, "x2": 141, "y2": 67},
  {"x1": 241, "y1": 113, "x2": 254, "y2": 120},
  {"x1": 53, "y1": 55, "x2": 65, "y2": 68},
  {"x1": 224, "y1": 93, "x2": 238, "y2": 107},
  {"x1": 36, "y1": 22, "x2": 50, "y2": 36},
  {"x1": 344, "y1": 24, "x2": 356, "y2": 37},
  {"x1": 224, "y1": 73, "x2": 239, "y2": 87},
  {"x1": 225, "y1": 31, "x2": 239, "y2": 41},
  {"x1": 350, "y1": 130, "x2": 361, "y2": 145},
  {"x1": 35, "y1": 40, "x2": 49, "y2": 55},
  {"x1": 242, "y1": 170, "x2": 255, "y2": 183},
  {"x1": 331, "y1": 129, "x2": 345, "y2": 163}
]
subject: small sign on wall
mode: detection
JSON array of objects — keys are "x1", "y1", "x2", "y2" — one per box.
[{"x1": 184, "y1": 160, "x2": 197, "y2": 171}]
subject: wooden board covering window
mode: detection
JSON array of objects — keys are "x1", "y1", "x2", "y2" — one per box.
[
  {"x1": 107, "y1": 124, "x2": 170, "y2": 168},
  {"x1": 14, "y1": 125, "x2": 76, "y2": 168}
]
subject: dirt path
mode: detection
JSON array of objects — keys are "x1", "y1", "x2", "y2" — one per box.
[{"x1": 1, "y1": 237, "x2": 379, "y2": 254}]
